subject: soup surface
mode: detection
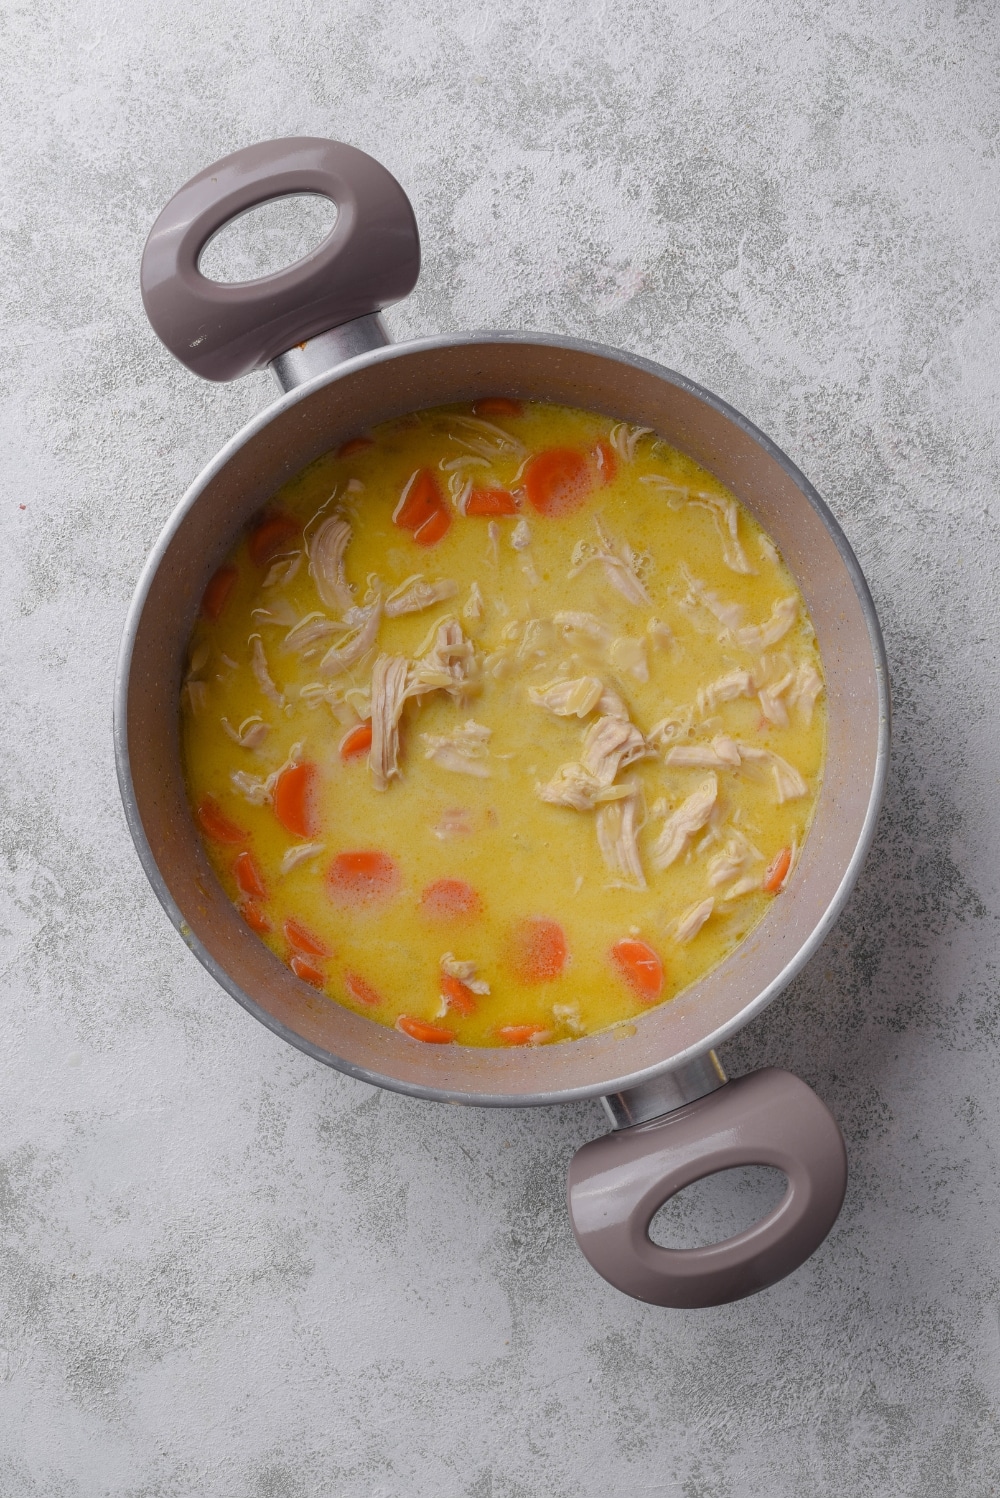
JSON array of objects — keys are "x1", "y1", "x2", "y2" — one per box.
[{"x1": 181, "y1": 400, "x2": 825, "y2": 1047}]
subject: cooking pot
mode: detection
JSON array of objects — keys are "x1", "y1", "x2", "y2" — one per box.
[{"x1": 115, "y1": 138, "x2": 890, "y2": 1308}]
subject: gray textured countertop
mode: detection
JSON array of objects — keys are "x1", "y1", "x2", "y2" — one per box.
[{"x1": 3, "y1": 1, "x2": 999, "y2": 1494}]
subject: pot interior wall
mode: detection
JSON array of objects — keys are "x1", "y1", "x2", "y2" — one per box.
[{"x1": 122, "y1": 337, "x2": 886, "y2": 1103}]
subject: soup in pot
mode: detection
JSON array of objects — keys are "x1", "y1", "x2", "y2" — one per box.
[{"x1": 181, "y1": 400, "x2": 825, "y2": 1046}]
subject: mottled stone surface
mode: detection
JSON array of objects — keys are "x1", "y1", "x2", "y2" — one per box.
[{"x1": 2, "y1": 0, "x2": 999, "y2": 1494}]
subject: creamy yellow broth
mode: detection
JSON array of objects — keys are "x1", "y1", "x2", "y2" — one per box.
[{"x1": 181, "y1": 400, "x2": 825, "y2": 1048}]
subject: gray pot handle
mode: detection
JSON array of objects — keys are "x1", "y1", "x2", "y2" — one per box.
[
  {"x1": 140, "y1": 137, "x2": 420, "y2": 381},
  {"x1": 567, "y1": 1069, "x2": 847, "y2": 1307}
]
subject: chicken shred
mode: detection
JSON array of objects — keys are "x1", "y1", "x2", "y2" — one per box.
[
  {"x1": 280, "y1": 842, "x2": 325, "y2": 874},
  {"x1": 665, "y1": 735, "x2": 741, "y2": 769},
  {"x1": 319, "y1": 600, "x2": 383, "y2": 677},
  {"x1": 511, "y1": 518, "x2": 532, "y2": 550},
  {"x1": 569, "y1": 519, "x2": 651, "y2": 605},
  {"x1": 673, "y1": 897, "x2": 714, "y2": 943},
  {"x1": 537, "y1": 714, "x2": 647, "y2": 811},
  {"x1": 309, "y1": 515, "x2": 354, "y2": 615},
  {"x1": 681, "y1": 568, "x2": 744, "y2": 633},
  {"x1": 440, "y1": 953, "x2": 490, "y2": 993},
  {"x1": 697, "y1": 670, "x2": 753, "y2": 717},
  {"x1": 596, "y1": 780, "x2": 646, "y2": 888},
  {"x1": 609, "y1": 423, "x2": 653, "y2": 463},
  {"x1": 528, "y1": 676, "x2": 623, "y2": 719},
  {"x1": 736, "y1": 597, "x2": 798, "y2": 652},
  {"x1": 708, "y1": 830, "x2": 762, "y2": 889},
  {"x1": 737, "y1": 744, "x2": 808, "y2": 802},
  {"x1": 463, "y1": 581, "x2": 484, "y2": 621},
  {"x1": 650, "y1": 775, "x2": 719, "y2": 870},
  {"x1": 384, "y1": 575, "x2": 459, "y2": 617},
  {"x1": 431, "y1": 808, "x2": 473, "y2": 841},
  {"x1": 283, "y1": 611, "x2": 350, "y2": 655},
  {"x1": 369, "y1": 655, "x2": 410, "y2": 791},
  {"x1": 250, "y1": 635, "x2": 284, "y2": 706},
  {"x1": 790, "y1": 662, "x2": 824, "y2": 726},
  {"x1": 221, "y1": 714, "x2": 269, "y2": 750},
  {"x1": 422, "y1": 720, "x2": 492, "y2": 777}
]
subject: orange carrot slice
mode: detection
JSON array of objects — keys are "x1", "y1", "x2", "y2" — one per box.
[
  {"x1": 290, "y1": 954, "x2": 324, "y2": 987},
  {"x1": 339, "y1": 721, "x2": 373, "y2": 760},
  {"x1": 345, "y1": 971, "x2": 382, "y2": 1007},
  {"x1": 394, "y1": 469, "x2": 444, "y2": 532},
  {"x1": 420, "y1": 878, "x2": 482, "y2": 921},
  {"x1": 594, "y1": 439, "x2": 618, "y2": 485},
  {"x1": 465, "y1": 487, "x2": 518, "y2": 516},
  {"x1": 284, "y1": 918, "x2": 328, "y2": 956},
  {"x1": 248, "y1": 514, "x2": 299, "y2": 567},
  {"x1": 472, "y1": 397, "x2": 523, "y2": 418},
  {"x1": 611, "y1": 938, "x2": 664, "y2": 1001},
  {"x1": 241, "y1": 902, "x2": 271, "y2": 934},
  {"x1": 273, "y1": 762, "x2": 318, "y2": 839},
  {"x1": 413, "y1": 506, "x2": 452, "y2": 547},
  {"x1": 440, "y1": 972, "x2": 477, "y2": 1016},
  {"x1": 200, "y1": 565, "x2": 238, "y2": 622},
  {"x1": 328, "y1": 849, "x2": 401, "y2": 906},
  {"x1": 523, "y1": 448, "x2": 592, "y2": 517},
  {"x1": 234, "y1": 850, "x2": 266, "y2": 900},
  {"x1": 508, "y1": 917, "x2": 567, "y2": 982},
  {"x1": 197, "y1": 797, "x2": 245, "y2": 844},
  {"x1": 763, "y1": 847, "x2": 793, "y2": 894},
  {"x1": 396, "y1": 1015, "x2": 455, "y2": 1044},
  {"x1": 497, "y1": 1024, "x2": 548, "y2": 1046},
  {"x1": 337, "y1": 436, "x2": 373, "y2": 457}
]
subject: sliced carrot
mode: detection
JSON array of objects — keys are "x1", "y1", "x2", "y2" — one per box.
[
  {"x1": 763, "y1": 846, "x2": 793, "y2": 894},
  {"x1": 440, "y1": 972, "x2": 477, "y2": 1016},
  {"x1": 241, "y1": 901, "x2": 271, "y2": 934},
  {"x1": 290, "y1": 953, "x2": 324, "y2": 987},
  {"x1": 472, "y1": 397, "x2": 523, "y2": 418},
  {"x1": 337, "y1": 436, "x2": 373, "y2": 457},
  {"x1": 594, "y1": 438, "x2": 618, "y2": 485},
  {"x1": 339, "y1": 721, "x2": 373, "y2": 760},
  {"x1": 507, "y1": 917, "x2": 567, "y2": 983},
  {"x1": 523, "y1": 448, "x2": 592, "y2": 518},
  {"x1": 234, "y1": 850, "x2": 266, "y2": 900},
  {"x1": 497, "y1": 1024, "x2": 548, "y2": 1046},
  {"x1": 396, "y1": 1015, "x2": 455, "y2": 1044},
  {"x1": 413, "y1": 506, "x2": 452, "y2": 547},
  {"x1": 420, "y1": 878, "x2": 482, "y2": 921},
  {"x1": 200, "y1": 565, "x2": 238, "y2": 622},
  {"x1": 197, "y1": 797, "x2": 245, "y2": 844},
  {"x1": 611, "y1": 938, "x2": 664, "y2": 1001},
  {"x1": 284, "y1": 918, "x2": 329, "y2": 956},
  {"x1": 465, "y1": 487, "x2": 518, "y2": 516},
  {"x1": 248, "y1": 513, "x2": 299, "y2": 568},
  {"x1": 327, "y1": 849, "x2": 401, "y2": 907},
  {"x1": 394, "y1": 469, "x2": 444, "y2": 532},
  {"x1": 345, "y1": 970, "x2": 382, "y2": 1007},
  {"x1": 273, "y1": 762, "x2": 318, "y2": 839}
]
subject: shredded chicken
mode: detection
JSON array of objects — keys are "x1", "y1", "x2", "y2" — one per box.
[
  {"x1": 511, "y1": 518, "x2": 532, "y2": 551},
  {"x1": 596, "y1": 780, "x2": 646, "y2": 888},
  {"x1": 231, "y1": 769, "x2": 271, "y2": 805},
  {"x1": 687, "y1": 495, "x2": 753, "y2": 575},
  {"x1": 528, "y1": 676, "x2": 624, "y2": 719},
  {"x1": 647, "y1": 707, "x2": 695, "y2": 748},
  {"x1": 384, "y1": 575, "x2": 459, "y2": 618},
  {"x1": 308, "y1": 515, "x2": 354, "y2": 614},
  {"x1": 609, "y1": 423, "x2": 653, "y2": 463},
  {"x1": 552, "y1": 1002, "x2": 585, "y2": 1035},
  {"x1": 188, "y1": 642, "x2": 210, "y2": 675},
  {"x1": 757, "y1": 671, "x2": 795, "y2": 728},
  {"x1": 697, "y1": 670, "x2": 753, "y2": 718},
  {"x1": 463, "y1": 581, "x2": 484, "y2": 621},
  {"x1": 736, "y1": 597, "x2": 798, "y2": 652},
  {"x1": 318, "y1": 600, "x2": 383, "y2": 677},
  {"x1": 737, "y1": 744, "x2": 808, "y2": 802},
  {"x1": 250, "y1": 635, "x2": 284, "y2": 706},
  {"x1": 262, "y1": 552, "x2": 302, "y2": 589},
  {"x1": 681, "y1": 568, "x2": 744, "y2": 633},
  {"x1": 789, "y1": 662, "x2": 824, "y2": 726},
  {"x1": 486, "y1": 521, "x2": 500, "y2": 564},
  {"x1": 553, "y1": 611, "x2": 612, "y2": 645},
  {"x1": 537, "y1": 714, "x2": 647, "y2": 811},
  {"x1": 280, "y1": 842, "x2": 325, "y2": 874},
  {"x1": 759, "y1": 535, "x2": 780, "y2": 566},
  {"x1": 708, "y1": 830, "x2": 762, "y2": 888},
  {"x1": 251, "y1": 598, "x2": 298, "y2": 627},
  {"x1": 650, "y1": 775, "x2": 719, "y2": 870},
  {"x1": 665, "y1": 735, "x2": 741, "y2": 769},
  {"x1": 648, "y1": 618, "x2": 673, "y2": 651},
  {"x1": 569, "y1": 519, "x2": 651, "y2": 605},
  {"x1": 446, "y1": 414, "x2": 527, "y2": 459},
  {"x1": 673, "y1": 897, "x2": 714, "y2": 943},
  {"x1": 221, "y1": 714, "x2": 269, "y2": 750},
  {"x1": 283, "y1": 611, "x2": 350, "y2": 656},
  {"x1": 422, "y1": 719, "x2": 492, "y2": 777},
  {"x1": 183, "y1": 680, "x2": 209, "y2": 715},
  {"x1": 408, "y1": 617, "x2": 479, "y2": 700},
  {"x1": 369, "y1": 655, "x2": 410, "y2": 791},
  {"x1": 610, "y1": 636, "x2": 649, "y2": 682}
]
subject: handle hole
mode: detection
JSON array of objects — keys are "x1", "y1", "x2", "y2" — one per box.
[
  {"x1": 649, "y1": 1166, "x2": 788, "y2": 1250},
  {"x1": 198, "y1": 194, "x2": 338, "y2": 284}
]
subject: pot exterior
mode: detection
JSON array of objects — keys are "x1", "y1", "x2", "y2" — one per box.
[{"x1": 115, "y1": 332, "x2": 889, "y2": 1107}]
